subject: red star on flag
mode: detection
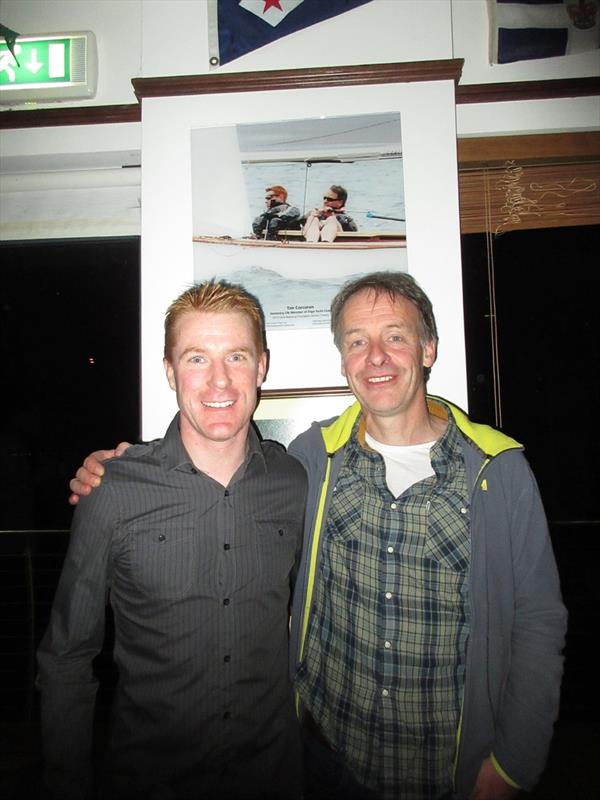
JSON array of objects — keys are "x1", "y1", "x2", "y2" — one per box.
[{"x1": 239, "y1": 0, "x2": 304, "y2": 29}]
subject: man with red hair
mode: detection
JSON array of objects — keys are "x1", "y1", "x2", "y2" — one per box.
[{"x1": 252, "y1": 184, "x2": 300, "y2": 240}]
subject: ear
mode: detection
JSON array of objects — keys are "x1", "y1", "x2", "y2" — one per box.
[
  {"x1": 164, "y1": 358, "x2": 176, "y2": 391},
  {"x1": 340, "y1": 351, "x2": 348, "y2": 379},
  {"x1": 422, "y1": 339, "x2": 437, "y2": 369},
  {"x1": 256, "y1": 351, "x2": 268, "y2": 387}
]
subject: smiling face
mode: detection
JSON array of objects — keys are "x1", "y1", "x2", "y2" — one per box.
[
  {"x1": 339, "y1": 289, "x2": 437, "y2": 440},
  {"x1": 164, "y1": 310, "x2": 267, "y2": 451}
]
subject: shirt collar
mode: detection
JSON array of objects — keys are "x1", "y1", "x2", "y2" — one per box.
[
  {"x1": 157, "y1": 413, "x2": 267, "y2": 477},
  {"x1": 350, "y1": 398, "x2": 462, "y2": 469}
]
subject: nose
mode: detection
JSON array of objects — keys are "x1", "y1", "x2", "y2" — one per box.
[
  {"x1": 208, "y1": 360, "x2": 231, "y2": 388},
  {"x1": 366, "y1": 340, "x2": 388, "y2": 366}
]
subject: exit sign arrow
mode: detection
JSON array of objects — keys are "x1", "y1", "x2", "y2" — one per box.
[{"x1": 25, "y1": 48, "x2": 43, "y2": 74}]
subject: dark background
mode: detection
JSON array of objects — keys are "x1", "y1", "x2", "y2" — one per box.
[{"x1": 1, "y1": 227, "x2": 598, "y2": 797}]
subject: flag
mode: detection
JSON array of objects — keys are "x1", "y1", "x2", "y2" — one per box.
[
  {"x1": 208, "y1": 0, "x2": 373, "y2": 67},
  {"x1": 0, "y1": 23, "x2": 20, "y2": 65},
  {"x1": 488, "y1": 0, "x2": 600, "y2": 64}
]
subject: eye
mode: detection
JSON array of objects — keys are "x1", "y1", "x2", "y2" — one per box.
[
  {"x1": 189, "y1": 355, "x2": 206, "y2": 364},
  {"x1": 228, "y1": 352, "x2": 246, "y2": 363}
]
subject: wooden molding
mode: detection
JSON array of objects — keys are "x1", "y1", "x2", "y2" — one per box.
[
  {"x1": 456, "y1": 76, "x2": 600, "y2": 104},
  {"x1": 0, "y1": 104, "x2": 140, "y2": 129},
  {"x1": 131, "y1": 59, "x2": 465, "y2": 100},
  {"x1": 2, "y1": 70, "x2": 597, "y2": 129}
]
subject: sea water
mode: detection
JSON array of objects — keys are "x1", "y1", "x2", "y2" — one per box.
[{"x1": 243, "y1": 157, "x2": 405, "y2": 232}]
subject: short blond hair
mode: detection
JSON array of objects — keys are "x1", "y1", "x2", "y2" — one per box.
[{"x1": 164, "y1": 280, "x2": 266, "y2": 360}]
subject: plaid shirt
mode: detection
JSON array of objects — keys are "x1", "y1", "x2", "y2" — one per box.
[{"x1": 296, "y1": 413, "x2": 470, "y2": 800}]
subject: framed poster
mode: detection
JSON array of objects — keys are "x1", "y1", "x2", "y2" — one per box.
[
  {"x1": 138, "y1": 62, "x2": 466, "y2": 439},
  {"x1": 190, "y1": 111, "x2": 407, "y2": 390}
]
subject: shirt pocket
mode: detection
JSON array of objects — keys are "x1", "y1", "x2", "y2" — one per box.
[
  {"x1": 324, "y1": 476, "x2": 366, "y2": 544},
  {"x1": 129, "y1": 526, "x2": 197, "y2": 599},
  {"x1": 253, "y1": 518, "x2": 300, "y2": 588},
  {"x1": 418, "y1": 502, "x2": 470, "y2": 605},
  {"x1": 423, "y1": 501, "x2": 470, "y2": 573}
]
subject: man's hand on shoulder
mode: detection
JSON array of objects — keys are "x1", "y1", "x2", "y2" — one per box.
[
  {"x1": 68, "y1": 443, "x2": 132, "y2": 505},
  {"x1": 470, "y1": 757, "x2": 519, "y2": 800}
]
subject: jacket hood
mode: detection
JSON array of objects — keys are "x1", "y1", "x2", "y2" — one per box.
[{"x1": 320, "y1": 396, "x2": 522, "y2": 457}]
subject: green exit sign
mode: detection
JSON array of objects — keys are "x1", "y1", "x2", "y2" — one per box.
[
  {"x1": 0, "y1": 31, "x2": 97, "y2": 103},
  {"x1": 1, "y1": 38, "x2": 71, "y2": 85}
]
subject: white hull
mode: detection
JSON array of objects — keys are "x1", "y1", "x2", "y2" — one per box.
[{"x1": 193, "y1": 235, "x2": 407, "y2": 280}]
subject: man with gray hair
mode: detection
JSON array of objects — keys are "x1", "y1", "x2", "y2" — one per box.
[{"x1": 288, "y1": 271, "x2": 566, "y2": 800}]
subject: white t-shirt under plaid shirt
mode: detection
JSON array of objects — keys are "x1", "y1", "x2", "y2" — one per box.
[{"x1": 296, "y1": 412, "x2": 471, "y2": 800}]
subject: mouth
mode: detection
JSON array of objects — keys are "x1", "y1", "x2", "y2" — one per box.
[
  {"x1": 202, "y1": 400, "x2": 234, "y2": 408},
  {"x1": 366, "y1": 375, "x2": 394, "y2": 384}
]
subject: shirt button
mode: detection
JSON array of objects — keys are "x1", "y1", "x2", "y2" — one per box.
[
  {"x1": 382, "y1": 689, "x2": 390, "y2": 697},
  {"x1": 223, "y1": 598, "x2": 230, "y2": 606},
  {"x1": 224, "y1": 543, "x2": 230, "y2": 550},
  {"x1": 223, "y1": 654, "x2": 231, "y2": 663},
  {"x1": 224, "y1": 489, "x2": 230, "y2": 497},
  {"x1": 384, "y1": 641, "x2": 392, "y2": 649},
  {"x1": 385, "y1": 592, "x2": 393, "y2": 600},
  {"x1": 387, "y1": 546, "x2": 394, "y2": 554},
  {"x1": 460, "y1": 507, "x2": 468, "y2": 514},
  {"x1": 390, "y1": 502, "x2": 397, "y2": 510},
  {"x1": 158, "y1": 534, "x2": 166, "y2": 542},
  {"x1": 223, "y1": 711, "x2": 231, "y2": 719}
]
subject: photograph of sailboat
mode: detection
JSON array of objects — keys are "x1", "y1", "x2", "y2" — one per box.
[{"x1": 191, "y1": 112, "x2": 408, "y2": 332}]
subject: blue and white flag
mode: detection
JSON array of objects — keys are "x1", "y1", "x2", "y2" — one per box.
[
  {"x1": 488, "y1": 0, "x2": 600, "y2": 64},
  {"x1": 208, "y1": 0, "x2": 373, "y2": 67}
]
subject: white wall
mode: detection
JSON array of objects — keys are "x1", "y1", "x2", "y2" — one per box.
[
  {"x1": 1, "y1": 0, "x2": 598, "y2": 429},
  {"x1": 2, "y1": 0, "x2": 597, "y2": 175},
  {"x1": 2, "y1": 0, "x2": 597, "y2": 96}
]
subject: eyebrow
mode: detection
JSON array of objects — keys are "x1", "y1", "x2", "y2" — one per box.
[
  {"x1": 179, "y1": 345, "x2": 253, "y2": 359},
  {"x1": 343, "y1": 322, "x2": 409, "y2": 338}
]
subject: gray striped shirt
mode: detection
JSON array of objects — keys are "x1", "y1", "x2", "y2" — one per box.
[{"x1": 38, "y1": 414, "x2": 307, "y2": 800}]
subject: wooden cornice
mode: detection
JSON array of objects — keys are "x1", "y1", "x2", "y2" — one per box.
[
  {"x1": 1, "y1": 69, "x2": 597, "y2": 131},
  {"x1": 0, "y1": 103, "x2": 140, "y2": 129},
  {"x1": 131, "y1": 59, "x2": 464, "y2": 100},
  {"x1": 456, "y1": 76, "x2": 600, "y2": 104}
]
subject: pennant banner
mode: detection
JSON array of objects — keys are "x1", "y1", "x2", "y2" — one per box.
[
  {"x1": 208, "y1": 0, "x2": 373, "y2": 67},
  {"x1": 488, "y1": 0, "x2": 600, "y2": 64}
]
